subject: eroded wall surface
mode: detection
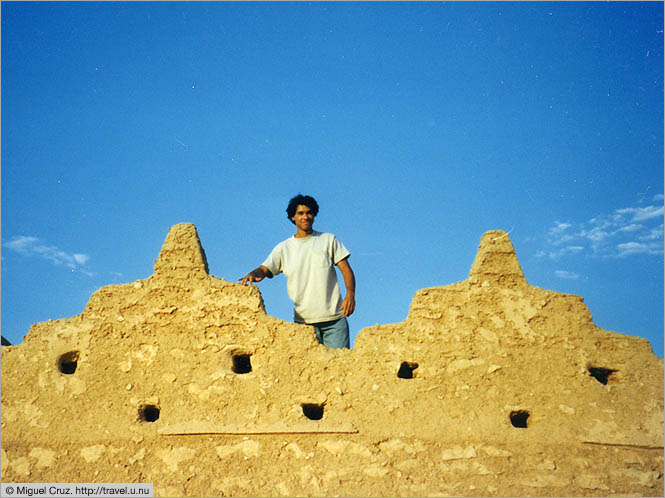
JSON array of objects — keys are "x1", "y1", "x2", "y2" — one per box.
[{"x1": 2, "y1": 224, "x2": 663, "y2": 496}]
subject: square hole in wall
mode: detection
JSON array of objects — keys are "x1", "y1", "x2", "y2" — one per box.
[
  {"x1": 138, "y1": 404, "x2": 160, "y2": 422},
  {"x1": 510, "y1": 410, "x2": 530, "y2": 428},
  {"x1": 57, "y1": 351, "x2": 80, "y2": 375},
  {"x1": 587, "y1": 366, "x2": 617, "y2": 385},
  {"x1": 232, "y1": 353, "x2": 252, "y2": 374},
  {"x1": 301, "y1": 403, "x2": 324, "y2": 420},
  {"x1": 397, "y1": 361, "x2": 418, "y2": 379}
]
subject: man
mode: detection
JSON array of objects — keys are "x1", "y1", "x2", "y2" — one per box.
[{"x1": 239, "y1": 195, "x2": 356, "y2": 349}]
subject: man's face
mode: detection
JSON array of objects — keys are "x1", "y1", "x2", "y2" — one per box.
[{"x1": 292, "y1": 204, "x2": 315, "y2": 233}]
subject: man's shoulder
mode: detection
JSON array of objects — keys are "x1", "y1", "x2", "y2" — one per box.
[
  {"x1": 315, "y1": 232, "x2": 349, "y2": 255},
  {"x1": 313, "y1": 231, "x2": 338, "y2": 240},
  {"x1": 272, "y1": 236, "x2": 293, "y2": 250}
]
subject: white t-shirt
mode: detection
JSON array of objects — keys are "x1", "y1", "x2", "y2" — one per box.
[{"x1": 262, "y1": 231, "x2": 350, "y2": 324}]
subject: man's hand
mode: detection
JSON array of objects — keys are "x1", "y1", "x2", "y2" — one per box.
[
  {"x1": 341, "y1": 292, "x2": 356, "y2": 317},
  {"x1": 239, "y1": 266, "x2": 272, "y2": 286},
  {"x1": 336, "y1": 258, "x2": 356, "y2": 317},
  {"x1": 239, "y1": 272, "x2": 262, "y2": 286}
]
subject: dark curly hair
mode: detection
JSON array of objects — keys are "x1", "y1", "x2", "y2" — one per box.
[{"x1": 286, "y1": 194, "x2": 319, "y2": 224}]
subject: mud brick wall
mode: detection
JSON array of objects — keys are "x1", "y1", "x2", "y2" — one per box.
[{"x1": 2, "y1": 224, "x2": 662, "y2": 496}]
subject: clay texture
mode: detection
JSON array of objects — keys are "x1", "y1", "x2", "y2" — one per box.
[{"x1": 2, "y1": 223, "x2": 663, "y2": 496}]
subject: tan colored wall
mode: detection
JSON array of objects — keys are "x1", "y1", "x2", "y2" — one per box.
[{"x1": 2, "y1": 224, "x2": 663, "y2": 496}]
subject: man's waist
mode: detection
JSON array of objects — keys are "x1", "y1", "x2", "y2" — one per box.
[{"x1": 295, "y1": 310, "x2": 344, "y2": 325}]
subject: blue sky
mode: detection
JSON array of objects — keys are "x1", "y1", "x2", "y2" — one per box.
[{"x1": 2, "y1": 2, "x2": 663, "y2": 357}]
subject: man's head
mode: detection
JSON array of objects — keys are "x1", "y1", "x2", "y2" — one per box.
[{"x1": 286, "y1": 195, "x2": 319, "y2": 225}]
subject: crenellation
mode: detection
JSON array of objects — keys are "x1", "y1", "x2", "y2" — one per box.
[
  {"x1": 152, "y1": 223, "x2": 209, "y2": 276},
  {"x1": 2, "y1": 223, "x2": 662, "y2": 496}
]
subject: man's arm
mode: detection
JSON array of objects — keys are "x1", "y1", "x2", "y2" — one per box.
[
  {"x1": 336, "y1": 257, "x2": 356, "y2": 317},
  {"x1": 239, "y1": 265, "x2": 273, "y2": 286}
]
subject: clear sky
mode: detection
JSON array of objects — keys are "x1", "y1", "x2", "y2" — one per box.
[{"x1": 2, "y1": 2, "x2": 663, "y2": 357}]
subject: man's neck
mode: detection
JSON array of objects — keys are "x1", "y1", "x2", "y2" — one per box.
[{"x1": 294, "y1": 229, "x2": 314, "y2": 239}]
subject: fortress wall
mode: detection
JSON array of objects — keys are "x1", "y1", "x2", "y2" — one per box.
[{"x1": 2, "y1": 223, "x2": 662, "y2": 496}]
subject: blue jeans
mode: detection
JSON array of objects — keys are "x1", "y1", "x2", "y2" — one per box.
[{"x1": 311, "y1": 317, "x2": 350, "y2": 349}]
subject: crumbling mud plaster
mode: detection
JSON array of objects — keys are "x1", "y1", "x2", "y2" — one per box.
[{"x1": 2, "y1": 224, "x2": 663, "y2": 497}]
